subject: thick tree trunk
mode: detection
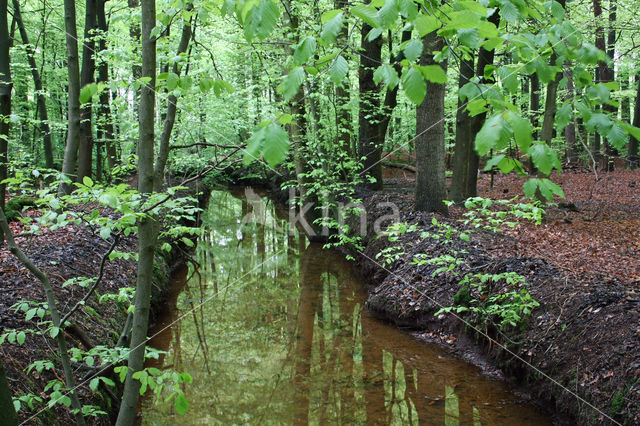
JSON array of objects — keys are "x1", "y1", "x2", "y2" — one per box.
[
  {"x1": 358, "y1": 23, "x2": 384, "y2": 189},
  {"x1": 59, "y1": 0, "x2": 82, "y2": 194},
  {"x1": 153, "y1": 10, "x2": 193, "y2": 190},
  {"x1": 0, "y1": 0, "x2": 11, "y2": 242},
  {"x1": 115, "y1": 0, "x2": 157, "y2": 423},
  {"x1": 629, "y1": 74, "x2": 640, "y2": 168},
  {"x1": 415, "y1": 32, "x2": 448, "y2": 215},
  {"x1": 0, "y1": 356, "x2": 18, "y2": 426},
  {"x1": 77, "y1": 0, "x2": 98, "y2": 181},
  {"x1": 96, "y1": 0, "x2": 117, "y2": 174},
  {"x1": 12, "y1": 0, "x2": 54, "y2": 169},
  {"x1": 450, "y1": 56, "x2": 475, "y2": 202}
]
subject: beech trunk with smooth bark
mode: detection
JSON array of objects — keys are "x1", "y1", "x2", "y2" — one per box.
[
  {"x1": 0, "y1": 0, "x2": 10, "y2": 242},
  {"x1": 77, "y1": 0, "x2": 98, "y2": 181},
  {"x1": 153, "y1": 9, "x2": 193, "y2": 190},
  {"x1": 115, "y1": 0, "x2": 157, "y2": 423},
  {"x1": 358, "y1": 23, "x2": 384, "y2": 189},
  {"x1": 59, "y1": 0, "x2": 82, "y2": 194},
  {"x1": 13, "y1": 0, "x2": 54, "y2": 169},
  {"x1": 450, "y1": 56, "x2": 475, "y2": 203},
  {"x1": 415, "y1": 32, "x2": 448, "y2": 215},
  {"x1": 629, "y1": 74, "x2": 640, "y2": 168}
]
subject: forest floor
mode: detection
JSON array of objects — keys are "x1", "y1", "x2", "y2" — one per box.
[
  {"x1": 359, "y1": 167, "x2": 639, "y2": 425},
  {"x1": 0, "y1": 205, "x2": 171, "y2": 424}
]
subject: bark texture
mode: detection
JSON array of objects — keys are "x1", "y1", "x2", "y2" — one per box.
[{"x1": 415, "y1": 33, "x2": 448, "y2": 215}]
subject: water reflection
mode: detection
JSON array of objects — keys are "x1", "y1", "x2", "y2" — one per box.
[{"x1": 143, "y1": 188, "x2": 551, "y2": 425}]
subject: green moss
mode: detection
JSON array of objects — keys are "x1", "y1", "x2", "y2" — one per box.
[{"x1": 4, "y1": 196, "x2": 37, "y2": 222}]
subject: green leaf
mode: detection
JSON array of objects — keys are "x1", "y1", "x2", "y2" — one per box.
[
  {"x1": 498, "y1": 66, "x2": 518, "y2": 93},
  {"x1": 16, "y1": 331, "x2": 25, "y2": 345},
  {"x1": 458, "y1": 28, "x2": 481, "y2": 49},
  {"x1": 555, "y1": 103, "x2": 572, "y2": 133},
  {"x1": 620, "y1": 122, "x2": 640, "y2": 140},
  {"x1": 79, "y1": 83, "x2": 98, "y2": 104},
  {"x1": 293, "y1": 37, "x2": 316, "y2": 66},
  {"x1": 320, "y1": 11, "x2": 343, "y2": 44},
  {"x1": 499, "y1": 0, "x2": 521, "y2": 23},
  {"x1": 281, "y1": 67, "x2": 305, "y2": 101},
  {"x1": 528, "y1": 142, "x2": 560, "y2": 175},
  {"x1": 174, "y1": 393, "x2": 189, "y2": 415},
  {"x1": 245, "y1": 123, "x2": 290, "y2": 167},
  {"x1": 607, "y1": 124, "x2": 627, "y2": 151},
  {"x1": 416, "y1": 65, "x2": 447, "y2": 83},
  {"x1": 166, "y1": 73, "x2": 180, "y2": 91},
  {"x1": 244, "y1": 0, "x2": 280, "y2": 41},
  {"x1": 403, "y1": 39, "x2": 423, "y2": 62},
  {"x1": 278, "y1": 113, "x2": 293, "y2": 125},
  {"x1": 373, "y1": 64, "x2": 399, "y2": 89},
  {"x1": 586, "y1": 113, "x2": 613, "y2": 134},
  {"x1": 100, "y1": 227, "x2": 111, "y2": 240},
  {"x1": 413, "y1": 14, "x2": 440, "y2": 37},
  {"x1": 351, "y1": 4, "x2": 380, "y2": 27},
  {"x1": 83, "y1": 176, "x2": 94, "y2": 187},
  {"x1": 398, "y1": 0, "x2": 418, "y2": 19},
  {"x1": 199, "y1": 77, "x2": 214, "y2": 93},
  {"x1": 505, "y1": 111, "x2": 533, "y2": 153},
  {"x1": 377, "y1": 0, "x2": 399, "y2": 28},
  {"x1": 475, "y1": 114, "x2": 506, "y2": 155},
  {"x1": 549, "y1": 0, "x2": 565, "y2": 21},
  {"x1": 328, "y1": 56, "x2": 349, "y2": 84},
  {"x1": 321, "y1": 9, "x2": 341, "y2": 24},
  {"x1": 402, "y1": 67, "x2": 426, "y2": 105},
  {"x1": 50, "y1": 327, "x2": 59, "y2": 339},
  {"x1": 90, "y1": 378, "x2": 100, "y2": 392}
]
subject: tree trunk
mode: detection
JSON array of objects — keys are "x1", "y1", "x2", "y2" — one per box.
[
  {"x1": 452, "y1": 12, "x2": 499, "y2": 194},
  {"x1": 115, "y1": 0, "x2": 157, "y2": 423},
  {"x1": 415, "y1": 32, "x2": 448, "y2": 215},
  {"x1": 450, "y1": 55, "x2": 475, "y2": 202},
  {"x1": 629, "y1": 74, "x2": 640, "y2": 168},
  {"x1": 0, "y1": 0, "x2": 11, "y2": 242},
  {"x1": 0, "y1": 356, "x2": 18, "y2": 426},
  {"x1": 540, "y1": 64, "x2": 561, "y2": 145},
  {"x1": 96, "y1": 0, "x2": 117, "y2": 174},
  {"x1": 564, "y1": 68, "x2": 579, "y2": 164},
  {"x1": 77, "y1": 0, "x2": 98, "y2": 181},
  {"x1": 603, "y1": 0, "x2": 618, "y2": 166},
  {"x1": 59, "y1": 0, "x2": 82, "y2": 194},
  {"x1": 12, "y1": 0, "x2": 54, "y2": 169},
  {"x1": 334, "y1": 0, "x2": 351, "y2": 159},
  {"x1": 153, "y1": 9, "x2": 193, "y2": 190},
  {"x1": 593, "y1": 0, "x2": 606, "y2": 164},
  {"x1": 358, "y1": 23, "x2": 384, "y2": 189}
]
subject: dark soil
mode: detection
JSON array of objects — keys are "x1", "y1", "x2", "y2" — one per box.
[
  {"x1": 353, "y1": 169, "x2": 640, "y2": 426},
  {"x1": 0, "y1": 205, "x2": 171, "y2": 424}
]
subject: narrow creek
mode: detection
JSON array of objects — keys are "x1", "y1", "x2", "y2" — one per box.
[{"x1": 142, "y1": 188, "x2": 553, "y2": 425}]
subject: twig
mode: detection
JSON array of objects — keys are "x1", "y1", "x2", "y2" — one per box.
[{"x1": 60, "y1": 234, "x2": 121, "y2": 325}]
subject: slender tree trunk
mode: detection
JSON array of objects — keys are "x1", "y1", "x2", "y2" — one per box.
[
  {"x1": 620, "y1": 74, "x2": 630, "y2": 124},
  {"x1": 128, "y1": 0, "x2": 141, "y2": 120},
  {"x1": 334, "y1": 0, "x2": 351, "y2": 159},
  {"x1": 153, "y1": 9, "x2": 193, "y2": 190},
  {"x1": 0, "y1": 356, "x2": 18, "y2": 426},
  {"x1": 564, "y1": 68, "x2": 579, "y2": 164},
  {"x1": 0, "y1": 0, "x2": 11, "y2": 243},
  {"x1": 77, "y1": 0, "x2": 98, "y2": 181},
  {"x1": 629, "y1": 74, "x2": 640, "y2": 168},
  {"x1": 593, "y1": 0, "x2": 607, "y2": 164},
  {"x1": 540, "y1": 65, "x2": 561, "y2": 145},
  {"x1": 450, "y1": 55, "x2": 475, "y2": 202},
  {"x1": 358, "y1": 23, "x2": 384, "y2": 189},
  {"x1": 59, "y1": 0, "x2": 82, "y2": 194},
  {"x1": 115, "y1": 0, "x2": 157, "y2": 423},
  {"x1": 415, "y1": 32, "x2": 448, "y2": 215},
  {"x1": 12, "y1": 0, "x2": 54, "y2": 169},
  {"x1": 96, "y1": 0, "x2": 117, "y2": 174}
]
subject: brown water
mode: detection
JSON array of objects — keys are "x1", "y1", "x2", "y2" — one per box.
[{"x1": 142, "y1": 188, "x2": 552, "y2": 425}]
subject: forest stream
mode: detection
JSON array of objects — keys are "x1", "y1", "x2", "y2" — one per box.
[{"x1": 141, "y1": 188, "x2": 552, "y2": 425}]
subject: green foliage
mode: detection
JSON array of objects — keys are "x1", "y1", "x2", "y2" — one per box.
[{"x1": 436, "y1": 272, "x2": 540, "y2": 331}]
